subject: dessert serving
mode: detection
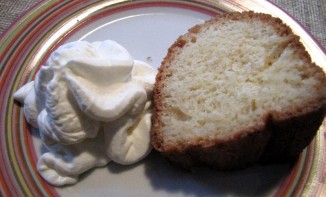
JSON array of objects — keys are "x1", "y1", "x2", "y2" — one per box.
[
  {"x1": 3, "y1": 0, "x2": 326, "y2": 195},
  {"x1": 152, "y1": 11, "x2": 326, "y2": 169},
  {"x1": 14, "y1": 40, "x2": 157, "y2": 186}
]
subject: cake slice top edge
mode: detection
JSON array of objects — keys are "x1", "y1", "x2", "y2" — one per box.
[{"x1": 152, "y1": 11, "x2": 326, "y2": 151}]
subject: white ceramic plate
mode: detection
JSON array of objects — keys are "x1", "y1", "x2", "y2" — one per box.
[{"x1": 1, "y1": 1, "x2": 325, "y2": 196}]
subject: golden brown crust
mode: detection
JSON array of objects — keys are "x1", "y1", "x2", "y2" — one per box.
[
  {"x1": 260, "y1": 106, "x2": 325, "y2": 163},
  {"x1": 152, "y1": 11, "x2": 326, "y2": 169}
]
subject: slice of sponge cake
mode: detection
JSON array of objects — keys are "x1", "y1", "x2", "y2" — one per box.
[{"x1": 152, "y1": 11, "x2": 326, "y2": 169}]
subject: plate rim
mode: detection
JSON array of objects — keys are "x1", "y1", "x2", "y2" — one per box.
[{"x1": 1, "y1": 0, "x2": 325, "y2": 196}]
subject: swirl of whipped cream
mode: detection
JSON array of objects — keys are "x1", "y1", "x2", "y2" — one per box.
[{"x1": 13, "y1": 40, "x2": 157, "y2": 186}]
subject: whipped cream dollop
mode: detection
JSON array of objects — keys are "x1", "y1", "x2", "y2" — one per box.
[{"x1": 14, "y1": 40, "x2": 157, "y2": 186}]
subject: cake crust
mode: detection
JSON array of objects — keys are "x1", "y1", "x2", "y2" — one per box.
[{"x1": 152, "y1": 11, "x2": 326, "y2": 169}]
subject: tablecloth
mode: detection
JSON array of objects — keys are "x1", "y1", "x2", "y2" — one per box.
[{"x1": 0, "y1": 0, "x2": 325, "y2": 49}]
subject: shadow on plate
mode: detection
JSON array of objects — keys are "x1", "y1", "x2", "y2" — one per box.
[{"x1": 143, "y1": 150, "x2": 292, "y2": 196}]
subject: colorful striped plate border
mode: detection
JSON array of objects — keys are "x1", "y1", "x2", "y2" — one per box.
[{"x1": 1, "y1": 0, "x2": 325, "y2": 196}]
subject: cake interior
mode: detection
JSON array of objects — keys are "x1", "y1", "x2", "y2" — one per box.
[{"x1": 158, "y1": 18, "x2": 325, "y2": 144}]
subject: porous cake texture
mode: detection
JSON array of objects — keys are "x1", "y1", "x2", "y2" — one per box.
[{"x1": 152, "y1": 11, "x2": 326, "y2": 169}]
